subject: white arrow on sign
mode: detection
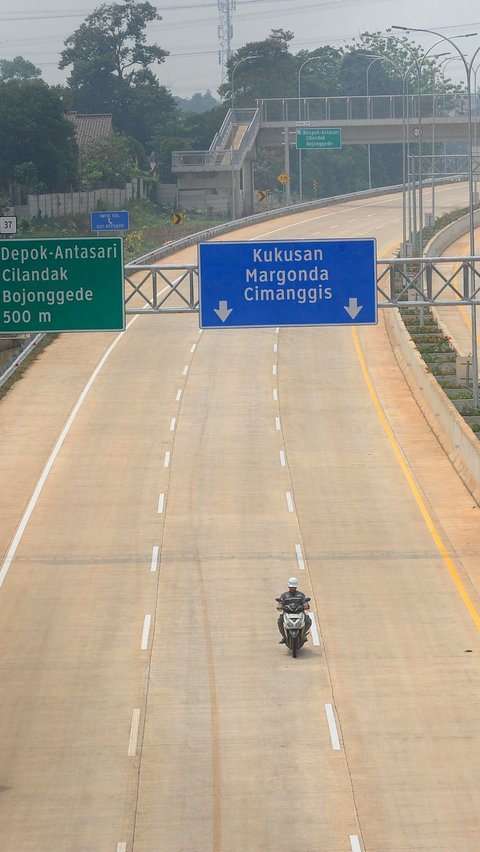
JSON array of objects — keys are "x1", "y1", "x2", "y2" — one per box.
[
  {"x1": 344, "y1": 297, "x2": 363, "y2": 319},
  {"x1": 214, "y1": 300, "x2": 233, "y2": 322}
]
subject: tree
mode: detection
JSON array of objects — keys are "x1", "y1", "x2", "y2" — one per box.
[
  {"x1": 219, "y1": 30, "x2": 297, "y2": 105},
  {"x1": 295, "y1": 47, "x2": 344, "y2": 98},
  {"x1": 176, "y1": 91, "x2": 220, "y2": 113},
  {"x1": 59, "y1": 1, "x2": 168, "y2": 114},
  {"x1": 343, "y1": 32, "x2": 461, "y2": 96},
  {"x1": 115, "y1": 68, "x2": 177, "y2": 146},
  {"x1": 0, "y1": 80, "x2": 78, "y2": 194},
  {"x1": 80, "y1": 133, "x2": 141, "y2": 188},
  {"x1": 0, "y1": 56, "x2": 42, "y2": 81},
  {"x1": 181, "y1": 104, "x2": 228, "y2": 150}
]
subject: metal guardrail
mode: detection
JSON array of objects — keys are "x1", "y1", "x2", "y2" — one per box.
[
  {"x1": 124, "y1": 257, "x2": 480, "y2": 314},
  {"x1": 256, "y1": 92, "x2": 471, "y2": 123}
]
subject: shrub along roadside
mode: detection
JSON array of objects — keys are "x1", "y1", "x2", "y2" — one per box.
[
  {"x1": 399, "y1": 306, "x2": 480, "y2": 435},
  {"x1": 15, "y1": 199, "x2": 222, "y2": 261}
]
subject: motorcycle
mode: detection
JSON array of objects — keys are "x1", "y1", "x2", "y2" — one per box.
[{"x1": 276, "y1": 596, "x2": 311, "y2": 657}]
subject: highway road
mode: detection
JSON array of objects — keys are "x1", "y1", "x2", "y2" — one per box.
[{"x1": 0, "y1": 183, "x2": 480, "y2": 851}]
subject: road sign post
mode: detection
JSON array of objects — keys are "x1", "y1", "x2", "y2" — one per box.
[
  {"x1": 198, "y1": 239, "x2": 377, "y2": 329},
  {"x1": 296, "y1": 128, "x2": 342, "y2": 149},
  {"x1": 0, "y1": 237, "x2": 125, "y2": 332}
]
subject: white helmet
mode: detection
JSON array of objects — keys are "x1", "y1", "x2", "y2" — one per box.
[{"x1": 288, "y1": 577, "x2": 298, "y2": 588}]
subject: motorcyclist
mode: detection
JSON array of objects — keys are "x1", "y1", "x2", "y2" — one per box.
[{"x1": 277, "y1": 577, "x2": 312, "y2": 644}]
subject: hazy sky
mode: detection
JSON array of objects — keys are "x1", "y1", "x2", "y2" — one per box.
[{"x1": 2, "y1": 1, "x2": 480, "y2": 98}]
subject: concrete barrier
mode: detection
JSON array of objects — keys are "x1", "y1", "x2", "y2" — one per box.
[{"x1": 384, "y1": 210, "x2": 480, "y2": 502}]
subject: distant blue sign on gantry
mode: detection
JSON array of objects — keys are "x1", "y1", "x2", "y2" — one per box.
[{"x1": 198, "y1": 238, "x2": 377, "y2": 329}]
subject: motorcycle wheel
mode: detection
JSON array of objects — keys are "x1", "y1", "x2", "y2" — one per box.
[{"x1": 292, "y1": 636, "x2": 297, "y2": 658}]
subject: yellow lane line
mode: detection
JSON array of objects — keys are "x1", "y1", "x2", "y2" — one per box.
[{"x1": 352, "y1": 327, "x2": 480, "y2": 632}]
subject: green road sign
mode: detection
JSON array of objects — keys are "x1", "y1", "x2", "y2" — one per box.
[
  {"x1": 296, "y1": 128, "x2": 342, "y2": 150},
  {"x1": 0, "y1": 237, "x2": 125, "y2": 333}
]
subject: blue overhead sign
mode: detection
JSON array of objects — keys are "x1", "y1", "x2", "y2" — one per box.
[
  {"x1": 91, "y1": 211, "x2": 129, "y2": 231},
  {"x1": 198, "y1": 239, "x2": 377, "y2": 329}
]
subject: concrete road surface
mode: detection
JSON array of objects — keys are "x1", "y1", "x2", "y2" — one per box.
[{"x1": 0, "y1": 184, "x2": 480, "y2": 851}]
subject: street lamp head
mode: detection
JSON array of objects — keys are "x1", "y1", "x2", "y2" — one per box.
[{"x1": 393, "y1": 25, "x2": 477, "y2": 38}]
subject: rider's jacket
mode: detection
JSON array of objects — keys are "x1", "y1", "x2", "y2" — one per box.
[{"x1": 279, "y1": 590, "x2": 308, "y2": 613}]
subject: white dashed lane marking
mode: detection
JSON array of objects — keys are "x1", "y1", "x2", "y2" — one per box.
[
  {"x1": 150, "y1": 546, "x2": 159, "y2": 572},
  {"x1": 325, "y1": 703, "x2": 341, "y2": 750},
  {"x1": 128, "y1": 709, "x2": 141, "y2": 756},
  {"x1": 141, "y1": 614, "x2": 152, "y2": 650},
  {"x1": 295, "y1": 543, "x2": 305, "y2": 571}
]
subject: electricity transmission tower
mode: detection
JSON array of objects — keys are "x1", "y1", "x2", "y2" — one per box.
[{"x1": 217, "y1": 0, "x2": 235, "y2": 81}]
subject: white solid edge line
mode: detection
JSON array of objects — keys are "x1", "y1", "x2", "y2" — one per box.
[
  {"x1": 157, "y1": 493, "x2": 165, "y2": 514},
  {"x1": 150, "y1": 545, "x2": 159, "y2": 572},
  {"x1": 141, "y1": 614, "x2": 152, "y2": 650},
  {"x1": 169, "y1": 417, "x2": 176, "y2": 431},
  {"x1": 128, "y1": 709, "x2": 141, "y2": 756},
  {"x1": 164, "y1": 450, "x2": 171, "y2": 468},
  {"x1": 117, "y1": 843, "x2": 127, "y2": 852},
  {"x1": 325, "y1": 703, "x2": 341, "y2": 750},
  {"x1": 275, "y1": 416, "x2": 281, "y2": 431},
  {"x1": 309, "y1": 612, "x2": 320, "y2": 646},
  {"x1": 285, "y1": 491, "x2": 295, "y2": 512},
  {"x1": 279, "y1": 450, "x2": 286, "y2": 467},
  {"x1": 176, "y1": 389, "x2": 182, "y2": 401},
  {"x1": 349, "y1": 835, "x2": 362, "y2": 852},
  {"x1": 0, "y1": 317, "x2": 138, "y2": 590},
  {"x1": 295, "y1": 543, "x2": 305, "y2": 570}
]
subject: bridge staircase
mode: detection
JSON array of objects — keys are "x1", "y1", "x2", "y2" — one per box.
[{"x1": 172, "y1": 107, "x2": 260, "y2": 217}]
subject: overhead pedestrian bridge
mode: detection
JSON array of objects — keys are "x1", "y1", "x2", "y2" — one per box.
[{"x1": 172, "y1": 93, "x2": 475, "y2": 216}]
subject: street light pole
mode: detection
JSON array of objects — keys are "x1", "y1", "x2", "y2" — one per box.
[
  {"x1": 297, "y1": 56, "x2": 322, "y2": 202},
  {"x1": 230, "y1": 54, "x2": 258, "y2": 220},
  {"x1": 365, "y1": 58, "x2": 379, "y2": 190},
  {"x1": 394, "y1": 25, "x2": 480, "y2": 405}
]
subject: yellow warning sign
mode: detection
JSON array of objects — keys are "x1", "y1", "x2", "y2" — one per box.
[
  {"x1": 172, "y1": 211, "x2": 185, "y2": 225},
  {"x1": 277, "y1": 172, "x2": 290, "y2": 185},
  {"x1": 257, "y1": 190, "x2": 268, "y2": 202}
]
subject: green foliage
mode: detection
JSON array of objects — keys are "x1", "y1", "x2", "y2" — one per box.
[
  {"x1": 123, "y1": 230, "x2": 144, "y2": 260},
  {"x1": 344, "y1": 32, "x2": 462, "y2": 94},
  {"x1": 80, "y1": 133, "x2": 141, "y2": 188},
  {"x1": 59, "y1": 1, "x2": 168, "y2": 115},
  {"x1": 0, "y1": 193, "x2": 11, "y2": 214},
  {"x1": 0, "y1": 56, "x2": 42, "y2": 81},
  {"x1": 115, "y1": 72, "x2": 177, "y2": 146},
  {"x1": 219, "y1": 30, "x2": 297, "y2": 104},
  {"x1": 176, "y1": 91, "x2": 220, "y2": 113},
  {"x1": 0, "y1": 80, "x2": 78, "y2": 194},
  {"x1": 180, "y1": 105, "x2": 229, "y2": 150},
  {"x1": 295, "y1": 47, "x2": 344, "y2": 97},
  {"x1": 300, "y1": 146, "x2": 369, "y2": 199}
]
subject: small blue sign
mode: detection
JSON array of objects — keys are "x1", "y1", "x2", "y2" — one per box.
[
  {"x1": 198, "y1": 239, "x2": 377, "y2": 329},
  {"x1": 91, "y1": 211, "x2": 129, "y2": 231}
]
